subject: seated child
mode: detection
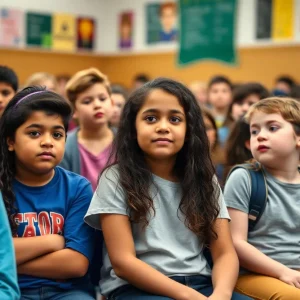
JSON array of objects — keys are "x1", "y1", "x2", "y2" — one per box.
[
  {"x1": 85, "y1": 77, "x2": 252, "y2": 300},
  {"x1": 0, "y1": 192, "x2": 20, "y2": 300},
  {"x1": 0, "y1": 86, "x2": 95, "y2": 299},
  {"x1": 224, "y1": 97, "x2": 300, "y2": 299},
  {"x1": 60, "y1": 68, "x2": 114, "y2": 191}
]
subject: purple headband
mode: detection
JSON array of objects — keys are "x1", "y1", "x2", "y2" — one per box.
[{"x1": 14, "y1": 91, "x2": 46, "y2": 109}]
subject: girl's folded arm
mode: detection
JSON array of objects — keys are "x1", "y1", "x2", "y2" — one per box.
[
  {"x1": 229, "y1": 208, "x2": 287, "y2": 278},
  {"x1": 209, "y1": 218, "x2": 239, "y2": 299},
  {"x1": 17, "y1": 248, "x2": 89, "y2": 279},
  {"x1": 13, "y1": 234, "x2": 64, "y2": 265},
  {"x1": 101, "y1": 213, "x2": 207, "y2": 300}
]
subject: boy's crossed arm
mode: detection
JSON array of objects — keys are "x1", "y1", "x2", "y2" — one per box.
[
  {"x1": 13, "y1": 234, "x2": 64, "y2": 265},
  {"x1": 17, "y1": 247, "x2": 89, "y2": 280}
]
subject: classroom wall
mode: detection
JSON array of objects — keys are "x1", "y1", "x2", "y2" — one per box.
[
  {"x1": 1, "y1": 0, "x2": 300, "y2": 88},
  {"x1": 101, "y1": 45, "x2": 300, "y2": 89},
  {"x1": 1, "y1": 49, "x2": 104, "y2": 86},
  {"x1": 100, "y1": 0, "x2": 300, "y2": 54}
]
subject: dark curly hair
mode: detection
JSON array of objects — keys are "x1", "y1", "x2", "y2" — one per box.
[
  {"x1": 105, "y1": 77, "x2": 220, "y2": 245},
  {"x1": 0, "y1": 86, "x2": 72, "y2": 235}
]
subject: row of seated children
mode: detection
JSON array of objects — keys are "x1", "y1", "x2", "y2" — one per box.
[{"x1": 1, "y1": 66, "x2": 300, "y2": 300}]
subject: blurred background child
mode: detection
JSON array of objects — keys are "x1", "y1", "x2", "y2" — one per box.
[
  {"x1": 25, "y1": 72, "x2": 58, "y2": 92},
  {"x1": 189, "y1": 80, "x2": 208, "y2": 106},
  {"x1": 110, "y1": 84, "x2": 128, "y2": 130},
  {"x1": 60, "y1": 68, "x2": 114, "y2": 191},
  {"x1": 202, "y1": 108, "x2": 225, "y2": 185},
  {"x1": 220, "y1": 82, "x2": 269, "y2": 145},
  {"x1": 0, "y1": 66, "x2": 18, "y2": 118},
  {"x1": 223, "y1": 119, "x2": 252, "y2": 180},
  {"x1": 207, "y1": 75, "x2": 233, "y2": 129}
]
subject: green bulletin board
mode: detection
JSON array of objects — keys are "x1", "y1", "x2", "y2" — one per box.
[
  {"x1": 26, "y1": 12, "x2": 52, "y2": 48},
  {"x1": 178, "y1": 0, "x2": 237, "y2": 66}
]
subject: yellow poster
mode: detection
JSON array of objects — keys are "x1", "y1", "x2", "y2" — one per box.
[
  {"x1": 272, "y1": 0, "x2": 294, "y2": 40},
  {"x1": 52, "y1": 13, "x2": 76, "y2": 51}
]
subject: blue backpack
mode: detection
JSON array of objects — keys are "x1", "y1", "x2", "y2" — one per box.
[{"x1": 226, "y1": 163, "x2": 268, "y2": 231}]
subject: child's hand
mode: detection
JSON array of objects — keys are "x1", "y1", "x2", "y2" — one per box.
[
  {"x1": 279, "y1": 267, "x2": 300, "y2": 288},
  {"x1": 208, "y1": 292, "x2": 231, "y2": 300},
  {"x1": 183, "y1": 287, "x2": 208, "y2": 300},
  {"x1": 48, "y1": 234, "x2": 65, "y2": 251}
]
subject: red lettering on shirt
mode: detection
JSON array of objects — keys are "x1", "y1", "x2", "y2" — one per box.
[
  {"x1": 23, "y1": 213, "x2": 38, "y2": 237},
  {"x1": 38, "y1": 211, "x2": 51, "y2": 235},
  {"x1": 50, "y1": 212, "x2": 64, "y2": 234}
]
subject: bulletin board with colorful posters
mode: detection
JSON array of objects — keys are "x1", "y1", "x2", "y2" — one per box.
[
  {"x1": 119, "y1": 11, "x2": 134, "y2": 49},
  {"x1": 52, "y1": 13, "x2": 76, "y2": 52},
  {"x1": 0, "y1": 8, "x2": 24, "y2": 47},
  {"x1": 26, "y1": 12, "x2": 52, "y2": 48},
  {"x1": 77, "y1": 17, "x2": 95, "y2": 51},
  {"x1": 146, "y1": 2, "x2": 178, "y2": 44}
]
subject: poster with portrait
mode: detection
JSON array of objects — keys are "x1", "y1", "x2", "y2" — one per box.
[
  {"x1": 119, "y1": 11, "x2": 134, "y2": 49},
  {"x1": 146, "y1": 1, "x2": 178, "y2": 44},
  {"x1": 77, "y1": 17, "x2": 95, "y2": 51}
]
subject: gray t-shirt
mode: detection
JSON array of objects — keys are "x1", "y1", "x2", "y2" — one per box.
[
  {"x1": 84, "y1": 166, "x2": 229, "y2": 296},
  {"x1": 224, "y1": 168, "x2": 300, "y2": 269}
]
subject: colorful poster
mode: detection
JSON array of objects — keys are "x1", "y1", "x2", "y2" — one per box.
[
  {"x1": 0, "y1": 8, "x2": 24, "y2": 47},
  {"x1": 77, "y1": 17, "x2": 95, "y2": 51},
  {"x1": 52, "y1": 13, "x2": 76, "y2": 51},
  {"x1": 146, "y1": 2, "x2": 178, "y2": 44},
  {"x1": 119, "y1": 11, "x2": 133, "y2": 49},
  {"x1": 178, "y1": 0, "x2": 237, "y2": 66},
  {"x1": 26, "y1": 12, "x2": 52, "y2": 48},
  {"x1": 272, "y1": 0, "x2": 294, "y2": 40}
]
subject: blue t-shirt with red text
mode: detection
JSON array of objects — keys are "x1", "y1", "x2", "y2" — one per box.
[{"x1": 13, "y1": 166, "x2": 94, "y2": 290}]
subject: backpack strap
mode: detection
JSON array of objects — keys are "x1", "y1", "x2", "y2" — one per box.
[{"x1": 227, "y1": 163, "x2": 268, "y2": 231}]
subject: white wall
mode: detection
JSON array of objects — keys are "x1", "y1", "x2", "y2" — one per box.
[
  {"x1": 99, "y1": 0, "x2": 300, "y2": 55},
  {"x1": 2, "y1": 0, "x2": 300, "y2": 55}
]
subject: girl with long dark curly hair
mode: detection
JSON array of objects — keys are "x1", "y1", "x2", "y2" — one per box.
[{"x1": 85, "y1": 78, "x2": 252, "y2": 300}]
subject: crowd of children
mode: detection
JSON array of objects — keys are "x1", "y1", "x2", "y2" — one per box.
[{"x1": 0, "y1": 64, "x2": 300, "y2": 300}]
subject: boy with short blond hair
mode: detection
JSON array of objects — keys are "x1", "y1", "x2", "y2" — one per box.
[
  {"x1": 60, "y1": 68, "x2": 114, "y2": 191},
  {"x1": 224, "y1": 97, "x2": 300, "y2": 299}
]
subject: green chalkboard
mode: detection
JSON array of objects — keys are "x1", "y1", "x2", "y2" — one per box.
[{"x1": 178, "y1": 0, "x2": 237, "y2": 66}]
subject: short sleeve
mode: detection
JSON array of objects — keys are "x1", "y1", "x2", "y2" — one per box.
[
  {"x1": 223, "y1": 168, "x2": 251, "y2": 213},
  {"x1": 64, "y1": 179, "x2": 95, "y2": 262},
  {"x1": 84, "y1": 166, "x2": 128, "y2": 230}
]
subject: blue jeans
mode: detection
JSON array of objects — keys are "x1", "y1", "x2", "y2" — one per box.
[
  {"x1": 108, "y1": 275, "x2": 253, "y2": 300},
  {"x1": 20, "y1": 286, "x2": 95, "y2": 300}
]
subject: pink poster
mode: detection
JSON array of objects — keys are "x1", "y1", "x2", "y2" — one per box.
[{"x1": 0, "y1": 8, "x2": 24, "y2": 47}]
